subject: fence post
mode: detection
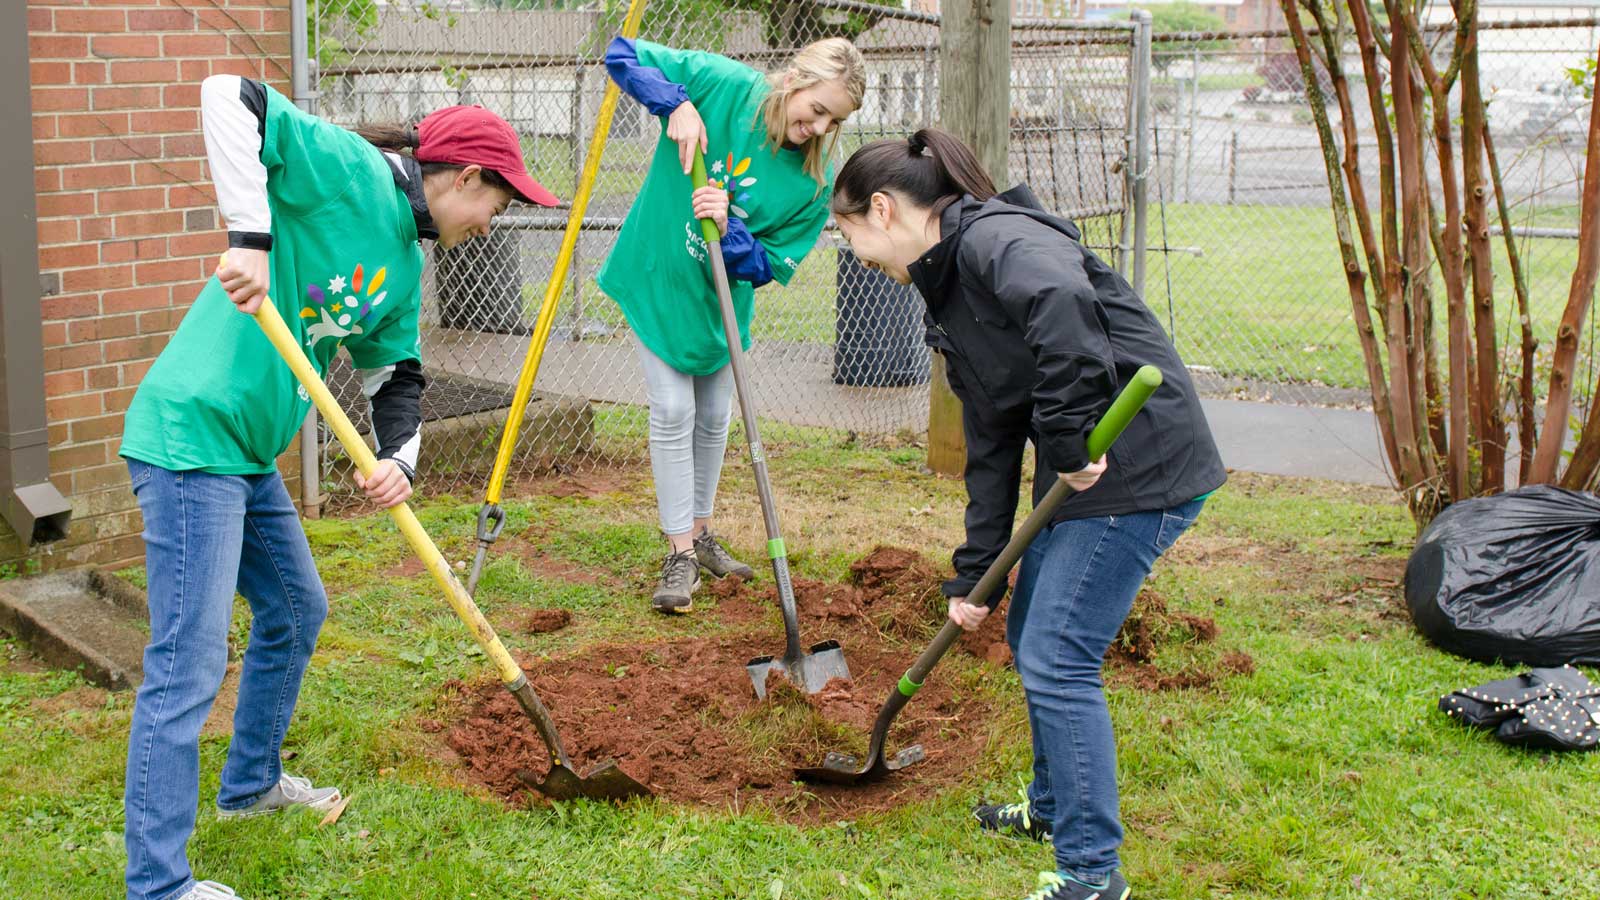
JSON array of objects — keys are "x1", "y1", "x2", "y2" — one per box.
[
  {"x1": 1228, "y1": 129, "x2": 1239, "y2": 205},
  {"x1": 929, "y1": 0, "x2": 1012, "y2": 477},
  {"x1": 1186, "y1": 45, "x2": 1198, "y2": 203},
  {"x1": 291, "y1": 0, "x2": 320, "y2": 519},
  {"x1": 570, "y1": 65, "x2": 585, "y2": 337},
  {"x1": 1130, "y1": 9, "x2": 1152, "y2": 298}
]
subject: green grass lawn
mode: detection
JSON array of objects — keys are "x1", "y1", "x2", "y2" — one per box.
[
  {"x1": 1149, "y1": 203, "x2": 1585, "y2": 390},
  {"x1": 2, "y1": 432, "x2": 1598, "y2": 898}
]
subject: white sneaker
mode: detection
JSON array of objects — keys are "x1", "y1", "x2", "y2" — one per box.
[
  {"x1": 178, "y1": 881, "x2": 240, "y2": 900},
  {"x1": 216, "y1": 773, "x2": 341, "y2": 820}
]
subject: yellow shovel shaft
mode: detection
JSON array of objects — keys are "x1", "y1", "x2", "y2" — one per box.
[
  {"x1": 242, "y1": 269, "x2": 524, "y2": 686},
  {"x1": 484, "y1": 0, "x2": 650, "y2": 506}
]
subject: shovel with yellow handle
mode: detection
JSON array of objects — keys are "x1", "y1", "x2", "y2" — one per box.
[{"x1": 222, "y1": 254, "x2": 649, "y2": 802}]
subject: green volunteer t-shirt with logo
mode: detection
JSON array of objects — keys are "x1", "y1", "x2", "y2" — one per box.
[
  {"x1": 597, "y1": 41, "x2": 833, "y2": 376},
  {"x1": 121, "y1": 85, "x2": 424, "y2": 474}
]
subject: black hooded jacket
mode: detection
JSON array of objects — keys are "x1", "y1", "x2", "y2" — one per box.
[{"x1": 907, "y1": 184, "x2": 1227, "y2": 597}]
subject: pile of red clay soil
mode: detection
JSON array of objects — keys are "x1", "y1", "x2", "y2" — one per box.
[
  {"x1": 443, "y1": 547, "x2": 1250, "y2": 819},
  {"x1": 444, "y1": 633, "x2": 998, "y2": 820}
]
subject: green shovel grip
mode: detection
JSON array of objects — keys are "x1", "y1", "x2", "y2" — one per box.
[
  {"x1": 689, "y1": 151, "x2": 723, "y2": 247},
  {"x1": 1086, "y1": 365, "x2": 1162, "y2": 461}
]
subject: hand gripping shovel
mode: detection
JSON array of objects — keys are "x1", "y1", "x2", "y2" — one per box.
[
  {"x1": 229, "y1": 256, "x2": 649, "y2": 802},
  {"x1": 688, "y1": 151, "x2": 850, "y2": 699},
  {"x1": 796, "y1": 365, "x2": 1163, "y2": 785}
]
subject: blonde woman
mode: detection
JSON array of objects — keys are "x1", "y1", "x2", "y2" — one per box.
[{"x1": 601, "y1": 36, "x2": 865, "y2": 612}]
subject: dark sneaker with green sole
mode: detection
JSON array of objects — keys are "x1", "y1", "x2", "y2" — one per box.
[
  {"x1": 652, "y1": 549, "x2": 700, "y2": 613},
  {"x1": 973, "y1": 798, "x2": 1052, "y2": 843},
  {"x1": 1024, "y1": 871, "x2": 1130, "y2": 900},
  {"x1": 693, "y1": 531, "x2": 754, "y2": 580}
]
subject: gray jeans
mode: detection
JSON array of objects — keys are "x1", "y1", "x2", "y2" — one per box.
[{"x1": 635, "y1": 337, "x2": 734, "y2": 535}]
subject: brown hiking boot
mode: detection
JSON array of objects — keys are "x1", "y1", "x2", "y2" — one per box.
[
  {"x1": 651, "y1": 549, "x2": 700, "y2": 613},
  {"x1": 694, "y1": 531, "x2": 755, "y2": 580}
]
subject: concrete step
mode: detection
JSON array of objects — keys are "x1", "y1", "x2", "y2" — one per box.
[{"x1": 0, "y1": 570, "x2": 148, "y2": 690}]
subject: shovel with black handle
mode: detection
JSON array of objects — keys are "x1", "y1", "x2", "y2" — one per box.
[
  {"x1": 687, "y1": 150, "x2": 851, "y2": 699},
  {"x1": 796, "y1": 365, "x2": 1163, "y2": 785}
]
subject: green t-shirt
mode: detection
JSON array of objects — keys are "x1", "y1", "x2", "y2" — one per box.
[
  {"x1": 121, "y1": 86, "x2": 425, "y2": 474},
  {"x1": 596, "y1": 42, "x2": 833, "y2": 376}
]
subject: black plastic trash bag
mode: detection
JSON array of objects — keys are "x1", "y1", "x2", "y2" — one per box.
[{"x1": 1405, "y1": 484, "x2": 1600, "y2": 666}]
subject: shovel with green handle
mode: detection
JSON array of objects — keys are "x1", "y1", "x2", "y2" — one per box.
[
  {"x1": 688, "y1": 149, "x2": 852, "y2": 699},
  {"x1": 795, "y1": 365, "x2": 1163, "y2": 785}
]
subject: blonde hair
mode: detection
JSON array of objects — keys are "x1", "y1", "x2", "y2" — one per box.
[{"x1": 757, "y1": 37, "x2": 866, "y2": 189}]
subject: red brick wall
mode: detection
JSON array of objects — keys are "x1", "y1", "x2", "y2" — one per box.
[{"x1": 18, "y1": 0, "x2": 297, "y2": 571}]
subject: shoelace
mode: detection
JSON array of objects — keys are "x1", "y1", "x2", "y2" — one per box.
[
  {"x1": 278, "y1": 773, "x2": 316, "y2": 802},
  {"x1": 1002, "y1": 783, "x2": 1034, "y2": 833},
  {"x1": 695, "y1": 533, "x2": 735, "y2": 564},
  {"x1": 661, "y1": 550, "x2": 695, "y2": 589},
  {"x1": 1026, "y1": 872, "x2": 1069, "y2": 900}
]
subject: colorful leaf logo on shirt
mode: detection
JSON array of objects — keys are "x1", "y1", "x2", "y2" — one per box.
[
  {"x1": 298, "y1": 262, "x2": 390, "y2": 349},
  {"x1": 709, "y1": 152, "x2": 757, "y2": 220}
]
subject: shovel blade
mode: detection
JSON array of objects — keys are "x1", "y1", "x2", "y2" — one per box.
[
  {"x1": 746, "y1": 640, "x2": 852, "y2": 699},
  {"x1": 517, "y1": 761, "x2": 651, "y2": 802},
  {"x1": 794, "y1": 744, "x2": 926, "y2": 785}
]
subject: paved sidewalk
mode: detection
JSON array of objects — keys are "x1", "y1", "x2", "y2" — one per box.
[{"x1": 1201, "y1": 399, "x2": 1391, "y2": 486}]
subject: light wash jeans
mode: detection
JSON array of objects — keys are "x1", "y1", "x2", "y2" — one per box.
[
  {"x1": 635, "y1": 338, "x2": 734, "y2": 536},
  {"x1": 123, "y1": 460, "x2": 328, "y2": 900},
  {"x1": 1008, "y1": 498, "x2": 1205, "y2": 882}
]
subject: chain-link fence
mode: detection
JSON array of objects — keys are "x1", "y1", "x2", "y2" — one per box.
[
  {"x1": 303, "y1": 0, "x2": 1140, "y2": 500},
  {"x1": 1144, "y1": 15, "x2": 1597, "y2": 406}
]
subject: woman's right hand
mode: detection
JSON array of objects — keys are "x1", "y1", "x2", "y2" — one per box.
[
  {"x1": 666, "y1": 101, "x2": 708, "y2": 175},
  {"x1": 217, "y1": 248, "x2": 271, "y2": 315}
]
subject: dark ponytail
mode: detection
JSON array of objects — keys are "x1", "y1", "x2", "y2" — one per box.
[
  {"x1": 354, "y1": 123, "x2": 421, "y2": 153},
  {"x1": 353, "y1": 122, "x2": 515, "y2": 195},
  {"x1": 832, "y1": 128, "x2": 996, "y2": 219}
]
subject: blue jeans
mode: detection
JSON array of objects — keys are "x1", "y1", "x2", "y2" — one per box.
[
  {"x1": 123, "y1": 460, "x2": 328, "y2": 900},
  {"x1": 1007, "y1": 499, "x2": 1205, "y2": 882}
]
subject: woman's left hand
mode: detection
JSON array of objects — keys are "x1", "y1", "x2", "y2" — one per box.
[
  {"x1": 692, "y1": 183, "x2": 729, "y2": 237},
  {"x1": 356, "y1": 459, "x2": 413, "y2": 509},
  {"x1": 1062, "y1": 456, "x2": 1108, "y2": 492},
  {"x1": 947, "y1": 596, "x2": 990, "y2": 631}
]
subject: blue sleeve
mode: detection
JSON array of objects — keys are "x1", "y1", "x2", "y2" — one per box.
[
  {"x1": 605, "y1": 37, "x2": 690, "y2": 117},
  {"x1": 721, "y1": 216, "x2": 775, "y2": 287}
]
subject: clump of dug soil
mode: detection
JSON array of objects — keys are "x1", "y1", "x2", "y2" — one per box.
[
  {"x1": 441, "y1": 547, "x2": 1248, "y2": 820},
  {"x1": 523, "y1": 609, "x2": 572, "y2": 634},
  {"x1": 444, "y1": 634, "x2": 998, "y2": 821}
]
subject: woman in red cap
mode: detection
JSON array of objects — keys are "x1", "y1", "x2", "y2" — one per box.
[{"x1": 116, "y1": 75, "x2": 555, "y2": 900}]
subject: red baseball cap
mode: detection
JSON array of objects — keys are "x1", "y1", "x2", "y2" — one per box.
[{"x1": 416, "y1": 105, "x2": 559, "y2": 207}]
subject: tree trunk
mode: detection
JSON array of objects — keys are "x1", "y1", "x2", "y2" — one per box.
[
  {"x1": 1482, "y1": 124, "x2": 1538, "y2": 482},
  {"x1": 1548, "y1": 58, "x2": 1600, "y2": 487},
  {"x1": 1461, "y1": 33, "x2": 1503, "y2": 492}
]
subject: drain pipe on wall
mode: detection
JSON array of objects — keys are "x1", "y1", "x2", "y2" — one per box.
[
  {"x1": 0, "y1": 6, "x2": 72, "y2": 549},
  {"x1": 291, "y1": 0, "x2": 322, "y2": 519}
]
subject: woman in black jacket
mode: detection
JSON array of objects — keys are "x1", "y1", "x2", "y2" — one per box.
[{"x1": 831, "y1": 129, "x2": 1226, "y2": 900}]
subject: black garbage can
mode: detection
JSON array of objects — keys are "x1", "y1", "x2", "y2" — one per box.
[
  {"x1": 832, "y1": 248, "x2": 930, "y2": 387},
  {"x1": 435, "y1": 228, "x2": 528, "y2": 334}
]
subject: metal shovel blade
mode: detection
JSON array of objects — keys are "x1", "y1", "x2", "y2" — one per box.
[
  {"x1": 794, "y1": 744, "x2": 927, "y2": 785},
  {"x1": 506, "y1": 677, "x2": 651, "y2": 801},
  {"x1": 516, "y1": 762, "x2": 650, "y2": 802},
  {"x1": 747, "y1": 639, "x2": 851, "y2": 699}
]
